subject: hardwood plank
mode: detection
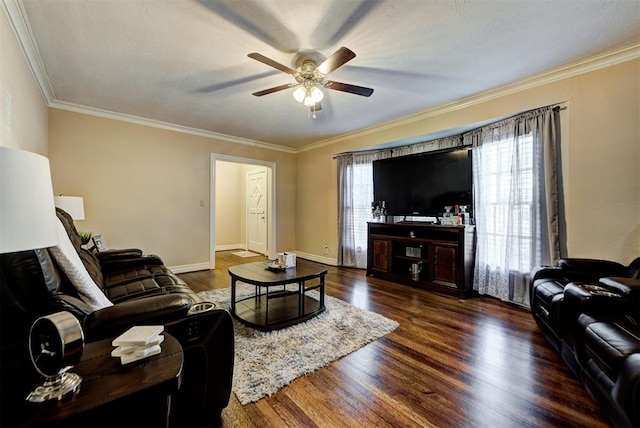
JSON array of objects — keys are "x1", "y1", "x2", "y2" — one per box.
[{"x1": 179, "y1": 251, "x2": 609, "y2": 427}]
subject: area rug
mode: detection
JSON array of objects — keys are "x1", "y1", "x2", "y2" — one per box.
[
  {"x1": 231, "y1": 250, "x2": 261, "y2": 258},
  {"x1": 198, "y1": 284, "x2": 399, "y2": 404}
]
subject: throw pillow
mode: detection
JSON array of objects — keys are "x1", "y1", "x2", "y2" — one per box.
[{"x1": 49, "y1": 218, "x2": 113, "y2": 311}]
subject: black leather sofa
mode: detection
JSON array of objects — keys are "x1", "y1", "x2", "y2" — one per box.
[
  {"x1": 530, "y1": 257, "x2": 640, "y2": 427},
  {"x1": 0, "y1": 208, "x2": 234, "y2": 427}
]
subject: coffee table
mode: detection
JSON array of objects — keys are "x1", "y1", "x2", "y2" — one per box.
[{"x1": 228, "y1": 259, "x2": 328, "y2": 331}]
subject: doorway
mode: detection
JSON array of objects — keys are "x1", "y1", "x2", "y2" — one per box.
[
  {"x1": 246, "y1": 168, "x2": 268, "y2": 255},
  {"x1": 210, "y1": 154, "x2": 276, "y2": 269}
]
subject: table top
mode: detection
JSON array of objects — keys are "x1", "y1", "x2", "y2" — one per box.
[
  {"x1": 24, "y1": 333, "x2": 183, "y2": 426},
  {"x1": 228, "y1": 259, "x2": 328, "y2": 286}
]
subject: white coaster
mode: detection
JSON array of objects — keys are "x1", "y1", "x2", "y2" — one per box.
[
  {"x1": 112, "y1": 325, "x2": 164, "y2": 347},
  {"x1": 120, "y1": 345, "x2": 162, "y2": 365},
  {"x1": 111, "y1": 335, "x2": 165, "y2": 357}
]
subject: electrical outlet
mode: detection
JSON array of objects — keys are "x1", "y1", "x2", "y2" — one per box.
[{"x1": 199, "y1": 199, "x2": 205, "y2": 207}]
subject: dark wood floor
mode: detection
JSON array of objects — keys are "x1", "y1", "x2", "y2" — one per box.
[{"x1": 179, "y1": 251, "x2": 609, "y2": 428}]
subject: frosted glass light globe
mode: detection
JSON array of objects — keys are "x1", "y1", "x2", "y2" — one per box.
[{"x1": 292, "y1": 86, "x2": 306, "y2": 102}]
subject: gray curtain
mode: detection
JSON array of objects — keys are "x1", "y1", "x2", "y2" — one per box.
[
  {"x1": 465, "y1": 106, "x2": 560, "y2": 306},
  {"x1": 337, "y1": 150, "x2": 391, "y2": 267},
  {"x1": 391, "y1": 135, "x2": 463, "y2": 157}
]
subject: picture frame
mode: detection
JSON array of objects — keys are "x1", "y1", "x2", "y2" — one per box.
[{"x1": 92, "y1": 235, "x2": 108, "y2": 252}]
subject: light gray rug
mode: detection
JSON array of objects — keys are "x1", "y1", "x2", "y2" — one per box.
[{"x1": 198, "y1": 284, "x2": 399, "y2": 404}]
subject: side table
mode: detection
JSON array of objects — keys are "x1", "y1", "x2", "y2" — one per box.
[{"x1": 23, "y1": 333, "x2": 183, "y2": 427}]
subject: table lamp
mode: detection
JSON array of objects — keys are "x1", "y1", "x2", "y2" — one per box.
[
  {"x1": 54, "y1": 195, "x2": 85, "y2": 220},
  {"x1": 0, "y1": 147, "x2": 84, "y2": 402},
  {"x1": 0, "y1": 147, "x2": 58, "y2": 252}
]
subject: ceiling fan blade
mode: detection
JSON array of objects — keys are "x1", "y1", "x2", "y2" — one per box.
[
  {"x1": 248, "y1": 53, "x2": 296, "y2": 75},
  {"x1": 316, "y1": 47, "x2": 356, "y2": 75},
  {"x1": 324, "y1": 80, "x2": 374, "y2": 97},
  {"x1": 252, "y1": 83, "x2": 296, "y2": 97}
]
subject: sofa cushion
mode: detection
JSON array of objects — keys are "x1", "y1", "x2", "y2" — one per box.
[{"x1": 48, "y1": 218, "x2": 113, "y2": 311}]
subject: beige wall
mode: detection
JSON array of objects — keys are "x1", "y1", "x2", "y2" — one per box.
[
  {"x1": 297, "y1": 59, "x2": 640, "y2": 264},
  {"x1": 48, "y1": 110, "x2": 296, "y2": 268},
  {"x1": 214, "y1": 161, "x2": 244, "y2": 248},
  {"x1": 0, "y1": 10, "x2": 48, "y2": 154}
]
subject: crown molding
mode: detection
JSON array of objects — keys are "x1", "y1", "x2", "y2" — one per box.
[
  {"x1": 2, "y1": 0, "x2": 54, "y2": 103},
  {"x1": 4, "y1": 0, "x2": 293, "y2": 154},
  {"x1": 50, "y1": 100, "x2": 296, "y2": 154},
  {"x1": 297, "y1": 42, "x2": 640, "y2": 153},
  {"x1": 5, "y1": 0, "x2": 638, "y2": 155}
]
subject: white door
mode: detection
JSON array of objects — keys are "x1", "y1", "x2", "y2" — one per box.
[{"x1": 246, "y1": 169, "x2": 267, "y2": 255}]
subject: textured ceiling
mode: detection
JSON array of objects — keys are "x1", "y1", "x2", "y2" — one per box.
[{"x1": 8, "y1": 0, "x2": 640, "y2": 150}]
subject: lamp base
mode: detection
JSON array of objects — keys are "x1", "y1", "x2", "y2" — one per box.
[{"x1": 26, "y1": 372, "x2": 82, "y2": 403}]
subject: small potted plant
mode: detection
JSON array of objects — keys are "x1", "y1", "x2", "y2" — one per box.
[{"x1": 79, "y1": 232, "x2": 93, "y2": 248}]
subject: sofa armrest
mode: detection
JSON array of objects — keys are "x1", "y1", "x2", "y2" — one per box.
[
  {"x1": 95, "y1": 248, "x2": 143, "y2": 262},
  {"x1": 531, "y1": 265, "x2": 563, "y2": 282},
  {"x1": 600, "y1": 277, "x2": 640, "y2": 298},
  {"x1": 99, "y1": 255, "x2": 165, "y2": 274},
  {"x1": 558, "y1": 258, "x2": 627, "y2": 277},
  {"x1": 83, "y1": 293, "x2": 193, "y2": 341}
]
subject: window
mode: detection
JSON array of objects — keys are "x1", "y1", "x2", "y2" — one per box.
[
  {"x1": 477, "y1": 133, "x2": 534, "y2": 273},
  {"x1": 470, "y1": 106, "x2": 560, "y2": 306}
]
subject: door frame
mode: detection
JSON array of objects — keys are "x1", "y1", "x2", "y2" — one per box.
[{"x1": 210, "y1": 154, "x2": 276, "y2": 269}]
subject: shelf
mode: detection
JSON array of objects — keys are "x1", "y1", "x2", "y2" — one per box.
[
  {"x1": 367, "y1": 222, "x2": 475, "y2": 298},
  {"x1": 235, "y1": 294, "x2": 323, "y2": 330},
  {"x1": 395, "y1": 254, "x2": 430, "y2": 262}
]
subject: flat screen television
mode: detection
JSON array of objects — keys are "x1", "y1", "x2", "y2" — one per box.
[{"x1": 373, "y1": 147, "x2": 472, "y2": 217}]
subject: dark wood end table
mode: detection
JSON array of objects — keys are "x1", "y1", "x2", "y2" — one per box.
[
  {"x1": 228, "y1": 259, "x2": 328, "y2": 331},
  {"x1": 22, "y1": 333, "x2": 183, "y2": 427}
]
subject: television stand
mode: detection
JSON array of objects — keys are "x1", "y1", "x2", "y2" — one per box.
[{"x1": 367, "y1": 222, "x2": 475, "y2": 298}]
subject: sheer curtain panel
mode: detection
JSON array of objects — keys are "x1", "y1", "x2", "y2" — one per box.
[
  {"x1": 337, "y1": 150, "x2": 391, "y2": 268},
  {"x1": 465, "y1": 106, "x2": 560, "y2": 306}
]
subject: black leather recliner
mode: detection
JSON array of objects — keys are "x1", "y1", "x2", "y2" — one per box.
[
  {"x1": 0, "y1": 208, "x2": 234, "y2": 427},
  {"x1": 530, "y1": 257, "x2": 639, "y2": 353},
  {"x1": 530, "y1": 257, "x2": 640, "y2": 427}
]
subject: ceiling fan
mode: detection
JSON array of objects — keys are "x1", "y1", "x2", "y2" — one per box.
[{"x1": 248, "y1": 47, "x2": 374, "y2": 118}]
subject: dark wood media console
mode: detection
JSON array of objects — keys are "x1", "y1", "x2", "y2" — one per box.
[{"x1": 367, "y1": 222, "x2": 475, "y2": 298}]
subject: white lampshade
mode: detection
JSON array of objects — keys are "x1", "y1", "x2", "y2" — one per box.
[
  {"x1": 54, "y1": 196, "x2": 85, "y2": 220},
  {"x1": 0, "y1": 147, "x2": 58, "y2": 253}
]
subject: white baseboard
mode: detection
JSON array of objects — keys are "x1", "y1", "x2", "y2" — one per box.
[
  {"x1": 170, "y1": 252, "x2": 337, "y2": 274},
  {"x1": 294, "y1": 251, "x2": 338, "y2": 266},
  {"x1": 169, "y1": 262, "x2": 210, "y2": 274},
  {"x1": 216, "y1": 244, "x2": 245, "y2": 251}
]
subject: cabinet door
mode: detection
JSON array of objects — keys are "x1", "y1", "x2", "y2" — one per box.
[
  {"x1": 431, "y1": 243, "x2": 457, "y2": 287},
  {"x1": 371, "y1": 238, "x2": 390, "y2": 272}
]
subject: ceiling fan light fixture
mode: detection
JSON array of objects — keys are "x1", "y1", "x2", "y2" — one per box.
[
  {"x1": 292, "y1": 86, "x2": 306, "y2": 103},
  {"x1": 303, "y1": 92, "x2": 316, "y2": 107},
  {"x1": 310, "y1": 86, "x2": 324, "y2": 102}
]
